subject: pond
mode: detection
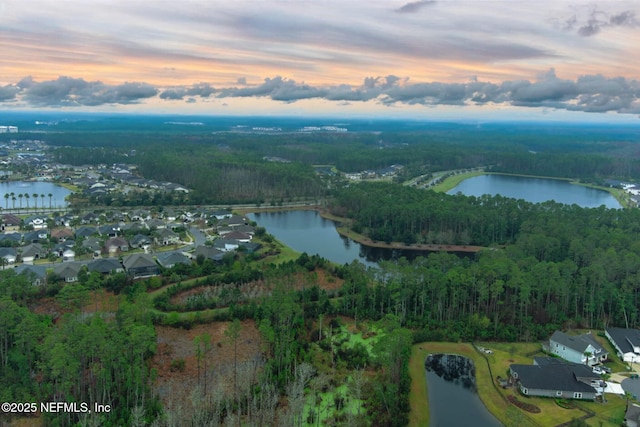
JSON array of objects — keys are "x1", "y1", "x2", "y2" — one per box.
[
  {"x1": 425, "y1": 353, "x2": 502, "y2": 427},
  {"x1": 0, "y1": 181, "x2": 72, "y2": 209},
  {"x1": 248, "y1": 210, "x2": 377, "y2": 267},
  {"x1": 247, "y1": 210, "x2": 457, "y2": 267},
  {"x1": 448, "y1": 174, "x2": 621, "y2": 209}
]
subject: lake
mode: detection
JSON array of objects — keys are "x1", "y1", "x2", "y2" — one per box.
[
  {"x1": 448, "y1": 174, "x2": 622, "y2": 209},
  {"x1": 0, "y1": 181, "x2": 72, "y2": 209},
  {"x1": 247, "y1": 210, "x2": 460, "y2": 267},
  {"x1": 248, "y1": 210, "x2": 377, "y2": 267}
]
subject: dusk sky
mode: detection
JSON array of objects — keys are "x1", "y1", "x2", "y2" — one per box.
[{"x1": 1, "y1": 0, "x2": 640, "y2": 121}]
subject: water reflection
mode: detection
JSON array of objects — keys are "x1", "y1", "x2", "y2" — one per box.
[{"x1": 425, "y1": 353, "x2": 502, "y2": 427}]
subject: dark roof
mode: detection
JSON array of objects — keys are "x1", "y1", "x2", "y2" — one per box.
[
  {"x1": 0, "y1": 233, "x2": 22, "y2": 242},
  {"x1": 157, "y1": 252, "x2": 191, "y2": 267},
  {"x1": 550, "y1": 331, "x2": 606, "y2": 355},
  {"x1": 0, "y1": 247, "x2": 17, "y2": 257},
  {"x1": 511, "y1": 363, "x2": 596, "y2": 393},
  {"x1": 224, "y1": 231, "x2": 251, "y2": 240},
  {"x1": 194, "y1": 245, "x2": 225, "y2": 261},
  {"x1": 2, "y1": 213, "x2": 22, "y2": 226},
  {"x1": 75, "y1": 226, "x2": 98, "y2": 238},
  {"x1": 88, "y1": 258, "x2": 122, "y2": 274},
  {"x1": 54, "y1": 262, "x2": 83, "y2": 278},
  {"x1": 14, "y1": 264, "x2": 47, "y2": 279},
  {"x1": 123, "y1": 253, "x2": 157, "y2": 269},
  {"x1": 606, "y1": 327, "x2": 640, "y2": 354},
  {"x1": 533, "y1": 357, "x2": 598, "y2": 380}
]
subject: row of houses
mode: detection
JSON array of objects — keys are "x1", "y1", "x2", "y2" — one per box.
[
  {"x1": 14, "y1": 252, "x2": 165, "y2": 285},
  {"x1": 509, "y1": 328, "x2": 640, "y2": 402}
]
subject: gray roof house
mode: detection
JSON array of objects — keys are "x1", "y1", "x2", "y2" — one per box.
[
  {"x1": 75, "y1": 226, "x2": 98, "y2": 238},
  {"x1": 549, "y1": 331, "x2": 608, "y2": 366},
  {"x1": 605, "y1": 327, "x2": 640, "y2": 363},
  {"x1": 122, "y1": 253, "x2": 159, "y2": 278},
  {"x1": 0, "y1": 247, "x2": 17, "y2": 265},
  {"x1": 88, "y1": 258, "x2": 124, "y2": 275},
  {"x1": 104, "y1": 237, "x2": 129, "y2": 255},
  {"x1": 130, "y1": 234, "x2": 152, "y2": 248},
  {"x1": 14, "y1": 264, "x2": 47, "y2": 286},
  {"x1": 510, "y1": 360, "x2": 598, "y2": 400},
  {"x1": 194, "y1": 245, "x2": 225, "y2": 262},
  {"x1": 157, "y1": 252, "x2": 191, "y2": 269},
  {"x1": 20, "y1": 243, "x2": 47, "y2": 264},
  {"x1": 155, "y1": 228, "x2": 180, "y2": 246},
  {"x1": 54, "y1": 262, "x2": 83, "y2": 283}
]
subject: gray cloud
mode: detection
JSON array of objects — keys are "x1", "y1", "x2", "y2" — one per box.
[
  {"x1": 395, "y1": 1, "x2": 436, "y2": 13},
  {"x1": 0, "y1": 84, "x2": 20, "y2": 101},
  {"x1": 564, "y1": 7, "x2": 639, "y2": 36},
  {"x1": 20, "y1": 76, "x2": 157, "y2": 107},
  {"x1": 3, "y1": 72, "x2": 640, "y2": 116}
]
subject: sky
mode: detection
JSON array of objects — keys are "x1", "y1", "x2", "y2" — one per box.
[{"x1": 1, "y1": 0, "x2": 640, "y2": 121}]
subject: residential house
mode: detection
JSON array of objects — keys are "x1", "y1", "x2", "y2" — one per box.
[
  {"x1": 605, "y1": 327, "x2": 640, "y2": 363},
  {"x1": 20, "y1": 243, "x2": 47, "y2": 264},
  {"x1": 161, "y1": 209, "x2": 179, "y2": 222},
  {"x1": 155, "y1": 228, "x2": 180, "y2": 246},
  {"x1": 194, "y1": 245, "x2": 225, "y2": 262},
  {"x1": 129, "y1": 209, "x2": 151, "y2": 222},
  {"x1": 23, "y1": 230, "x2": 48, "y2": 243},
  {"x1": 510, "y1": 359, "x2": 598, "y2": 400},
  {"x1": 75, "y1": 226, "x2": 98, "y2": 239},
  {"x1": 211, "y1": 209, "x2": 233, "y2": 220},
  {"x1": 82, "y1": 237, "x2": 102, "y2": 257},
  {"x1": 219, "y1": 215, "x2": 248, "y2": 228},
  {"x1": 51, "y1": 228, "x2": 74, "y2": 242},
  {"x1": 98, "y1": 224, "x2": 120, "y2": 237},
  {"x1": 24, "y1": 215, "x2": 48, "y2": 229},
  {"x1": 2, "y1": 214, "x2": 21, "y2": 231},
  {"x1": 0, "y1": 247, "x2": 17, "y2": 266},
  {"x1": 53, "y1": 262, "x2": 83, "y2": 283},
  {"x1": 81, "y1": 212, "x2": 100, "y2": 224},
  {"x1": 122, "y1": 253, "x2": 159, "y2": 278},
  {"x1": 14, "y1": 264, "x2": 47, "y2": 286},
  {"x1": 157, "y1": 252, "x2": 191, "y2": 269},
  {"x1": 129, "y1": 234, "x2": 152, "y2": 249},
  {"x1": 549, "y1": 331, "x2": 608, "y2": 366},
  {"x1": 213, "y1": 238, "x2": 240, "y2": 252},
  {"x1": 104, "y1": 237, "x2": 129, "y2": 255},
  {"x1": 88, "y1": 258, "x2": 124, "y2": 275},
  {"x1": 0, "y1": 232, "x2": 22, "y2": 246},
  {"x1": 121, "y1": 222, "x2": 146, "y2": 234},
  {"x1": 145, "y1": 218, "x2": 166, "y2": 230},
  {"x1": 223, "y1": 230, "x2": 252, "y2": 243}
]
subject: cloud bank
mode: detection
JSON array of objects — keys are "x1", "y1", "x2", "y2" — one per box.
[{"x1": 1, "y1": 71, "x2": 639, "y2": 116}]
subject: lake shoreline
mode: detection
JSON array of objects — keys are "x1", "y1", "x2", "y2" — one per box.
[{"x1": 319, "y1": 211, "x2": 486, "y2": 253}]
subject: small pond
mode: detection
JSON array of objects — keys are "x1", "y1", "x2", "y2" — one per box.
[{"x1": 425, "y1": 353, "x2": 502, "y2": 426}]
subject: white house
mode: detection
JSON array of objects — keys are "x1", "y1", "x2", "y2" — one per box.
[
  {"x1": 605, "y1": 327, "x2": 640, "y2": 363},
  {"x1": 549, "y1": 331, "x2": 608, "y2": 366}
]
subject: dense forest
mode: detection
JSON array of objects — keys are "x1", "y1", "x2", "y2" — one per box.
[
  {"x1": 47, "y1": 121, "x2": 640, "y2": 204},
  {"x1": 330, "y1": 181, "x2": 640, "y2": 337}
]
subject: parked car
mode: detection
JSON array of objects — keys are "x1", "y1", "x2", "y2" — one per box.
[{"x1": 592, "y1": 366, "x2": 604, "y2": 375}]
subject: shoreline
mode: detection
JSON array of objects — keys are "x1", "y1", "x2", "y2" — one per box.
[{"x1": 320, "y1": 211, "x2": 485, "y2": 253}]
